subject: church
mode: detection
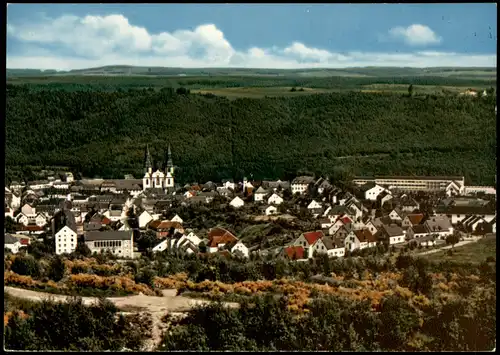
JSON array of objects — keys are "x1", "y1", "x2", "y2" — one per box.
[{"x1": 142, "y1": 144, "x2": 175, "y2": 191}]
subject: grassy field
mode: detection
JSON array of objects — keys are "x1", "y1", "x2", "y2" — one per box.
[
  {"x1": 360, "y1": 84, "x2": 486, "y2": 94},
  {"x1": 191, "y1": 86, "x2": 337, "y2": 99},
  {"x1": 423, "y1": 235, "x2": 496, "y2": 264}
]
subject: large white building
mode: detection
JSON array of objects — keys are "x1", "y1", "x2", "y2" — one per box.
[
  {"x1": 55, "y1": 225, "x2": 78, "y2": 255},
  {"x1": 352, "y1": 175, "x2": 465, "y2": 194},
  {"x1": 142, "y1": 144, "x2": 175, "y2": 191},
  {"x1": 291, "y1": 176, "x2": 315, "y2": 195},
  {"x1": 85, "y1": 231, "x2": 134, "y2": 258}
]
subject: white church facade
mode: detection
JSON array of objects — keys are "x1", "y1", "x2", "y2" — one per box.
[{"x1": 142, "y1": 144, "x2": 176, "y2": 191}]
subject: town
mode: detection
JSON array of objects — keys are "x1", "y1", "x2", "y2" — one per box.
[{"x1": 5, "y1": 144, "x2": 496, "y2": 261}]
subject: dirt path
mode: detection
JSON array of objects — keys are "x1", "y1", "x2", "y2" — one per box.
[
  {"x1": 416, "y1": 237, "x2": 481, "y2": 256},
  {"x1": 4, "y1": 286, "x2": 238, "y2": 351}
]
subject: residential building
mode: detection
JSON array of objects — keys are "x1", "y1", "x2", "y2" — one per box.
[
  {"x1": 424, "y1": 216, "x2": 453, "y2": 239},
  {"x1": 229, "y1": 196, "x2": 245, "y2": 208},
  {"x1": 381, "y1": 224, "x2": 405, "y2": 245},
  {"x1": 5, "y1": 234, "x2": 22, "y2": 254},
  {"x1": 291, "y1": 176, "x2": 315, "y2": 195}
]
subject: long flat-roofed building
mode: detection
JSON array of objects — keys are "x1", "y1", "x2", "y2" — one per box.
[{"x1": 352, "y1": 175, "x2": 465, "y2": 194}]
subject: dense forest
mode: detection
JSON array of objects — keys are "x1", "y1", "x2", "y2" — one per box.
[{"x1": 6, "y1": 84, "x2": 496, "y2": 185}]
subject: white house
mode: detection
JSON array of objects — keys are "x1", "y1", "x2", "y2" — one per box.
[
  {"x1": 138, "y1": 211, "x2": 154, "y2": 229},
  {"x1": 254, "y1": 186, "x2": 268, "y2": 202},
  {"x1": 229, "y1": 196, "x2": 245, "y2": 208},
  {"x1": 263, "y1": 205, "x2": 278, "y2": 216},
  {"x1": 293, "y1": 231, "x2": 324, "y2": 259},
  {"x1": 221, "y1": 180, "x2": 236, "y2": 190},
  {"x1": 445, "y1": 181, "x2": 462, "y2": 197},
  {"x1": 185, "y1": 232, "x2": 202, "y2": 246},
  {"x1": 361, "y1": 183, "x2": 388, "y2": 201},
  {"x1": 152, "y1": 239, "x2": 170, "y2": 253},
  {"x1": 401, "y1": 214, "x2": 424, "y2": 229},
  {"x1": 35, "y1": 213, "x2": 48, "y2": 227},
  {"x1": 21, "y1": 203, "x2": 36, "y2": 217},
  {"x1": 307, "y1": 200, "x2": 323, "y2": 217},
  {"x1": 16, "y1": 213, "x2": 30, "y2": 226},
  {"x1": 328, "y1": 217, "x2": 351, "y2": 236},
  {"x1": 365, "y1": 220, "x2": 379, "y2": 236},
  {"x1": 344, "y1": 231, "x2": 361, "y2": 252},
  {"x1": 55, "y1": 225, "x2": 78, "y2": 255},
  {"x1": 291, "y1": 176, "x2": 315, "y2": 195},
  {"x1": 4, "y1": 234, "x2": 22, "y2": 254},
  {"x1": 413, "y1": 235, "x2": 437, "y2": 247},
  {"x1": 267, "y1": 193, "x2": 284, "y2": 205},
  {"x1": 406, "y1": 225, "x2": 430, "y2": 240},
  {"x1": 184, "y1": 191, "x2": 194, "y2": 199},
  {"x1": 345, "y1": 201, "x2": 363, "y2": 221},
  {"x1": 381, "y1": 224, "x2": 405, "y2": 245},
  {"x1": 231, "y1": 241, "x2": 249, "y2": 258},
  {"x1": 171, "y1": 214, "x2": 184, "y2": 224},
  {"x1": 354, "y1": 229, "x2": 378, "y2": 250},
  {"x1": 388, "y1": 208, "x2": 404, "y2": 221},
  {"x1": 319, "y1": 218, "x2": 333, "y2": 229},
  {"x1": 321, "y1": 237, "x2": 346, "y2": 258},
  {"x1": 424, "y1": 216, "x2": 453, "y2": 239}
]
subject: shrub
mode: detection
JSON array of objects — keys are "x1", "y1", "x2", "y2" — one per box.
[
  {"x1": 11, "y1": 256, "x2": 41, "y2": 278},
  {"x1": 47, "y1": 255, "x2": 66, "y2": 282},
  {"x1": 134, "y1": 268, "x2": 157, "y2": 288}
]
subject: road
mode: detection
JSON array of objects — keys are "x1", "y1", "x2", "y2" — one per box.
[{"x1": 4, "y1": 286, "x2": 238, "y2": 351}]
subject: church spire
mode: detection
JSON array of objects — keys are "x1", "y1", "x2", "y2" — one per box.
[
  {"x1": 166, "y1": 144, "x2": 174, "y2": 175},
  {"x1": 144, "y1": 144, "x2": 153, "y2": 173}
]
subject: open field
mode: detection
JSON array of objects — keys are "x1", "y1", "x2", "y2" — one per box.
[
  {"x1": 192, "y1": 86, "x2": 337, "y2": 99},
  {"x1": 422, "y1": 235, "x2": 496, "y2": 264}
]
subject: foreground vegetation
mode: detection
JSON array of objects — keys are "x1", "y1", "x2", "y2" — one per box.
[
  {"x1": 4, "y1": 292, "x2": 150, "y2": 351},
  {"x1": 4, "y1": 246, "x2": 496, "y2": 351},
  {"x1": 6, "y1": 84, "x2": 496, "y2": 185}
]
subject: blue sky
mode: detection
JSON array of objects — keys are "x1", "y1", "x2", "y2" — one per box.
[{"x1": 6, "y1": 3, "x2": 497, "y2": 70}]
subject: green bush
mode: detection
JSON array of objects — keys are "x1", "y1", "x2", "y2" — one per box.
[{"x1": 11, "y1": 255, "x2": 41, "y2": 278}]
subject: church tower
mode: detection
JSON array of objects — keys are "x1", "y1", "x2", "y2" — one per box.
[
  {"x1": 164, "y1": 144, "x2": 175, "y2": 188},
  {"x1": 165, "y1": 144, "x2": 175, "y2": 175},
  {"x1": 142, "y1": 145, "x2": 153, "y2": 191}
]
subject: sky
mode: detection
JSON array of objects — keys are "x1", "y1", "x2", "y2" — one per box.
[{"x1": 6, "y1": 3, "x2": 497, "y2": 70}]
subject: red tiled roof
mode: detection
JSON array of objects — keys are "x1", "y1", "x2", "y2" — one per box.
[
  {"x1": 407, "y1": 214, "x2": 424, "y2": 225},
  {"x1": 341, "y1": 216, "x2": 352, "y2": 225},
  {"x1": 208, "y1": 227, "x2": 236, "y2": 240},
  {"x1": 101, "y1": 217, "x2": 111, "y2": 225},
  {"x1": 157, "y1": 221, "x2": 184, "y2": 231},
  {"x1": 284, "y1": 246, "x2": 305, "y2": 260},
  {"x1": 209, "y1": 233, "x2": 238, "y2": 248},
  {"x1": 148, "y1": 220, "x2": 162, "y2": 229},
  {"x1": 303, "y1": 231, "x2": 324, "y2": 245},
  {"x1": 354, "y1": 229, "x2": 377, "y2": 243}
]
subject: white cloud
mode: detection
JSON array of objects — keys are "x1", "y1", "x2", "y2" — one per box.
[
  {"x1": 6, "y1": 14, "x2": 495, "y2": 70},
  {"x1": 388, "y1": 24, "x2": 442, "y2": 46}
]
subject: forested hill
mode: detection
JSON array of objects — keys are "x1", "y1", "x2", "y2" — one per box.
[{"x1": 6, "y1": 85, "x2": 496, "y2": 185}]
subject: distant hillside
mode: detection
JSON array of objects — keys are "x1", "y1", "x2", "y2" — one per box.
[
  {"x1": 6, "y1": 86, "x2": 496, "y2": 185},
  {"x1": 7, "y1": 66, "x2": 497, "y2": 79}
]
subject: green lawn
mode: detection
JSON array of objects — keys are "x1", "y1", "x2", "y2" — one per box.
[{"x1": 424, "y1": 235, "x2": 496, "y2": 264}]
